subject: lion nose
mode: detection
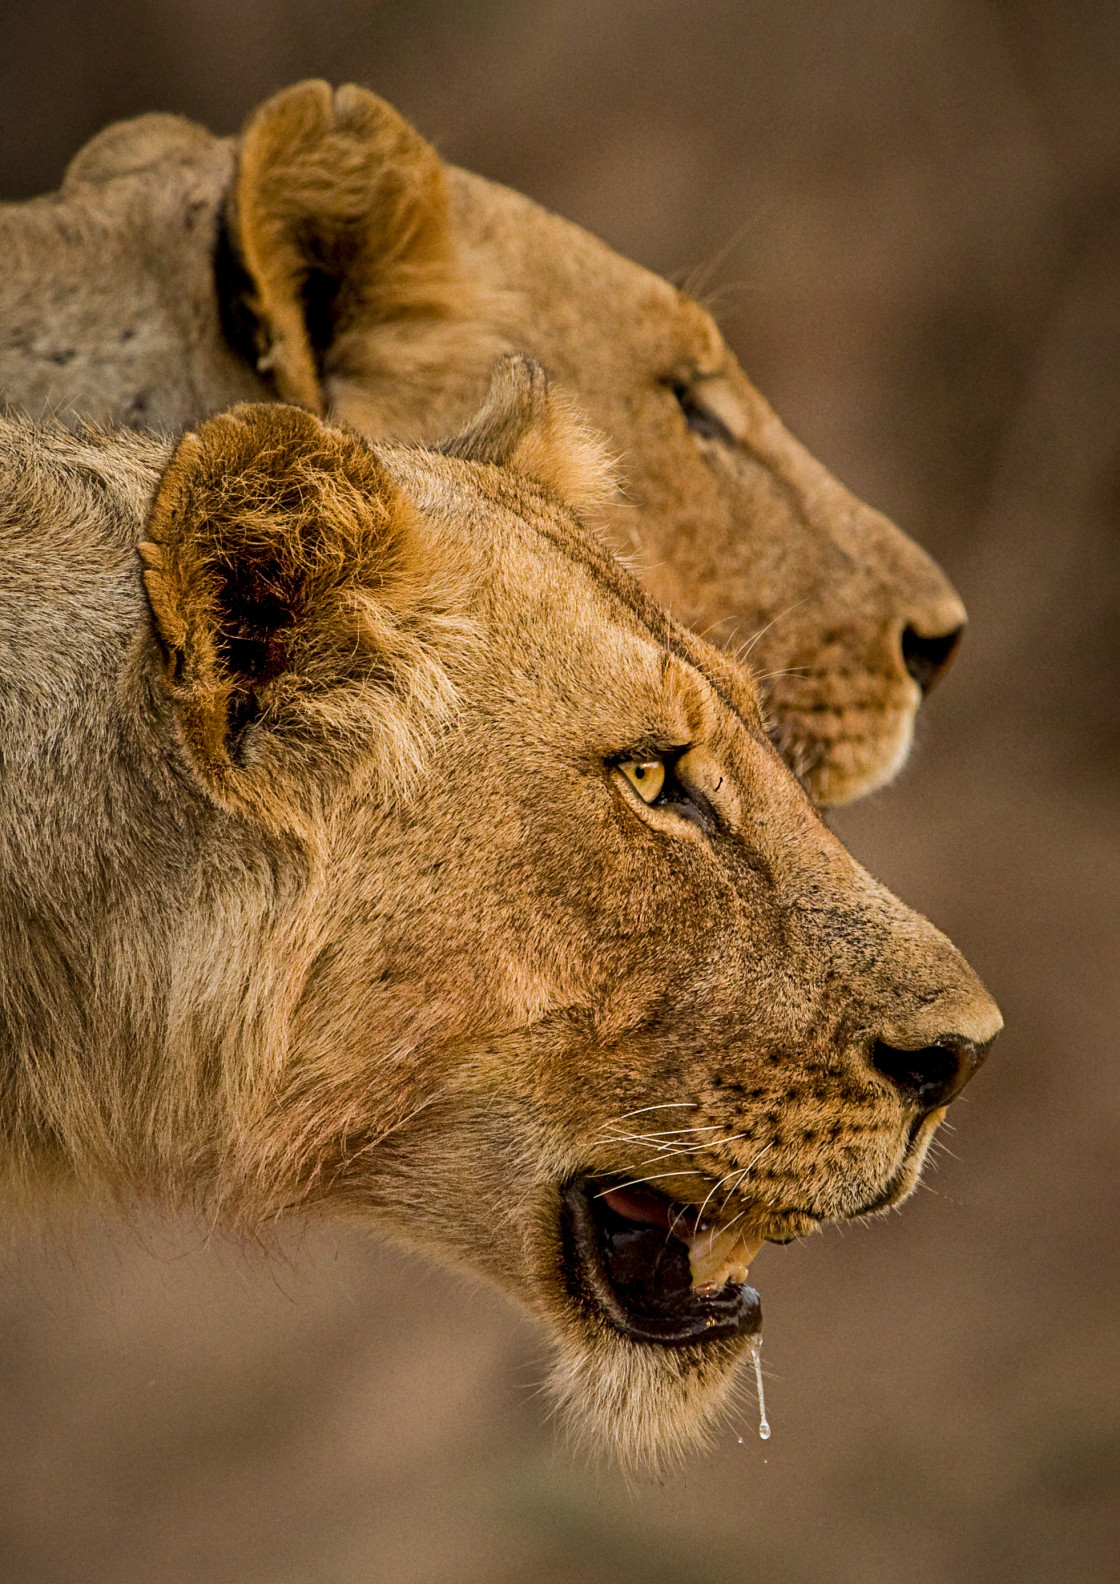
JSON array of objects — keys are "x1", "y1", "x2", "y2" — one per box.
[
  {"x1": 901, "y1": 621, "x2": 965, "y2": 695},
  {"x1": 871, "y1": 1034, "x2": 992, "y2": 1111}
]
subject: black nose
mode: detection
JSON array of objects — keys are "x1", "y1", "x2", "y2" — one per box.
[
  {"x1": 871, "y1": 1036, "x2": 987, "y2": 1111},
  {"x1": 901, "y1": 622, "x2": 965, "y2": 695}
]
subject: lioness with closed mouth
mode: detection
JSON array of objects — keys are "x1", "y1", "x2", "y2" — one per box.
[
  {"x1": 2, "y1": 79, "x2": 967, "y2": 809},
  {"x1": 0, "y1": 357, "x2": 1000, "y2": 1463}
]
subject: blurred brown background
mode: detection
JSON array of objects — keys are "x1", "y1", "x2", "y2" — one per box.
[{"x1": 1, "y1": 1, "x2": 1117, "y2": 1580}]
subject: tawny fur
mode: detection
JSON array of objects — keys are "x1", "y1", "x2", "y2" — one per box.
[
  {"x1": 229, "y1": 81, "x2": 492, "y2": 416},
  {"x1": 0, "y1": 363, "x2": 999, "y2": 1463},
  {"x1": 0, "y1": 79, "x2": 966, "y2": 808}
]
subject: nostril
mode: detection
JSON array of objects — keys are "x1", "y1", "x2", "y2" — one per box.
[
  {"x1": 871, "y1": 1039, "x2": 974, "y2": 1111},
  {"x1": 901, "y1": 623, "x2": 965, "y2": 695}
]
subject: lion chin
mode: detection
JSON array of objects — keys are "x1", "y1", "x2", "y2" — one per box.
[
  {"x1": 533, "y1": 1127, "x2": 945, "y2": 1466},
  {"x1": 767, "y1": 691, "x2": 918, "y2": 807}
]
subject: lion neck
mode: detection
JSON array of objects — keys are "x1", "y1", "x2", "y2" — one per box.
[{"x1": 0, "y1": 422, "x2": 307, "y2": 1218}]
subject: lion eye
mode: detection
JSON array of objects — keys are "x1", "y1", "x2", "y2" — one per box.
[
  {"x1": 618, "y1": 758, "x2": 666, "y2": 804},
  {"x1": 669, "y1": 381, "x2": 736, "y2": 446}
]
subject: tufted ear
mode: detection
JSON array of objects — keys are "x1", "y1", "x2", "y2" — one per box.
[
  {"x1": 140, "y1": 402, "x2": 451, "y2": 822},
  {"x1": 441, "y1": 355, "x2": 617, "y2": 519},
  {"x1": 218, "y1": 80, "x2": 472, "y2": 416}
]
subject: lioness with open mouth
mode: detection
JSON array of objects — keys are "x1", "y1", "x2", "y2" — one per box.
[
  {"x1": 0, "y1": 358, "x2": 1000, "y2": 1463},
  {"x1": 2, "y1": 79, "x2": 967, "y2": 808}
]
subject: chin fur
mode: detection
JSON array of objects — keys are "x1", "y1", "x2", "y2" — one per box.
[{"x1": 545, "y1": 1320, "x2": 752, "y2": 1472}]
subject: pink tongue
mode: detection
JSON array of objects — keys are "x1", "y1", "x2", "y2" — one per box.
[{"x1": 600, "y1": 1183, "x2": 692, "y2": 1233}]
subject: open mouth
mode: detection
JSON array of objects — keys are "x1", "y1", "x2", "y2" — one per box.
[{"x1": 561, "y1": 1176, "x2": 764, "y2": 1348}]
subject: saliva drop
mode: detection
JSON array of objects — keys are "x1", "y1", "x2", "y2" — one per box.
[{"x1": 748, "y1": 1335, "x2": 771, "y2": 1440}]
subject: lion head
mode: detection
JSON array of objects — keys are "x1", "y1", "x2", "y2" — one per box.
[
  {"x1": 0, "y1": 360, "x2": 1000, "y2": 1463},
  {"x1": 1, "y1": 80, "x2": 966, "y2": 807}
]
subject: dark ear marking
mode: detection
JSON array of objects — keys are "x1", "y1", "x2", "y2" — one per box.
[
  {"x1": 222, "y1": 79, "x2": 465, "y2": 412},
  {"x1": 300, "y1": 265, "x2": 343, "y2": 366},
  {"x1": 212, "y1": 548, "x2": 298, "y2": 759},
  {"x1": 225, "y1": 688, "x2": 263, "y2": 762},
  {"x1": 211, "y1": 550, "x2": 299, "y2": 686},
  {"x1": 213, "y1": 209, "x2": 266, "y2": 375},
  {"x1": 214, "y1": 205, "x2": 347, "y2": 389},
  {"x1": 139, "y1": 401, "x2": 423, "y2": 804}
]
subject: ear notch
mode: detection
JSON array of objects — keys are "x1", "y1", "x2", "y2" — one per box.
[
  {"x1": 224, "y1": 80, "x2": 466, "y2": 413},
  {"x1": 441, "y1": 355, "x2": 617, "y2": 519},
  {"x1": 140, "y1": 402, "x2": 422, "y2": 808}
]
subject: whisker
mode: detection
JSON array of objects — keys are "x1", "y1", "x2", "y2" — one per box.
[
  {"x1": 684, "y1": 1129, "x2": 764, "y2": 1154},
  {"x1": 728, "y1": 599, "x2": 811, "y2": 665},
  {"x1": 596, "y1": 1123, "x2": 723, "y2": 1143},
  {"x1": 596, "y1": 1128, "x2": 706, "y2": 1151},
  {"x1": 692, "y1": 1168, "x2": 753, "y2": 1243},
  {"x1": 620, "y1": 1145, "x2": 714, "y2": 1173},
  {"x1": 715, "y1": 1179, "x2": 756, "y2": 1227},
  {"x1": 677, "y1": 219, "x2": 756, "y2": 303},
  {"x1": 751, "y1": 667, "x2": 810, "y2": 684},
  {"x1": 590, "y1": 1169, "x2": 695, "y2": 1198},
  {"x1": 601, "y1": 1102, "x2": 699, "y2": 1124},
  {"x1": 695, "y1": 1143, "x2": 775, "y2": 1231}
]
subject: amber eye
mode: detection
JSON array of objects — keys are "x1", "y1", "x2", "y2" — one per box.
[{"x1": 618, "y1": 758, "x2": 666, "y2": 804}]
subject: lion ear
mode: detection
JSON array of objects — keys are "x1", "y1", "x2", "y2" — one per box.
[
  {"x1": 220, "y1": 80, "x2": 467, "y2": 415},
  {"x1": 140, "y1": 402, "x2": 428, "y2": 816},
  {"x1": 441, "y1": 355, "x2": 617, "y2": 519},
  {"x1": 63, "y1": 112, "x2": 218, "y2": 188}
]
